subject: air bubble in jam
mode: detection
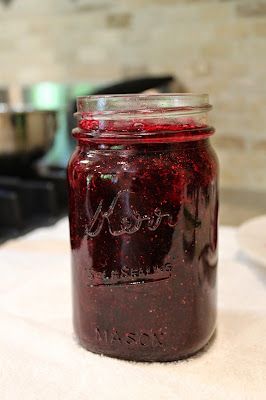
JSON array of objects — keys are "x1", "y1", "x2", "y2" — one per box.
[
  {"x1": 132, "y1": 122, "x2": 144, "y2": 131},
  {"x1": 68, "y1": 116, "x2": 219, "y2": 362}
]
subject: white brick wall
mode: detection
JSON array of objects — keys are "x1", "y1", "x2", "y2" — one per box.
[{"x1": 0, "y1": 0, "x2": 266, "y2": 190}]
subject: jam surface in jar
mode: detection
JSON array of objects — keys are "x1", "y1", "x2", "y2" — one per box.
[{"x1": 68, "y1": 95, "x2": 219, "y2": 362}]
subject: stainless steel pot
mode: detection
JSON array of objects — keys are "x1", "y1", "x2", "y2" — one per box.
[{"x1": 0, "y1": 108, "x2": 57, "y2": 156}]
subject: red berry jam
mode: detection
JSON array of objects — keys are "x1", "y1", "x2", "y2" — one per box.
[{"x1": 68, "y1": 95, "x2": 218, "y2": 362}]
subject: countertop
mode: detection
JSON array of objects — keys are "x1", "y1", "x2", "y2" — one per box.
[{"x1": 0, "y1": 218, "x2": 265, "y2": 399}]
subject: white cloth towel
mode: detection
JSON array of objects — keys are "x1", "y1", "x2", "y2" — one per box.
[{"x1": 0, "y1": 219, "x2": 265, "y2": 400}]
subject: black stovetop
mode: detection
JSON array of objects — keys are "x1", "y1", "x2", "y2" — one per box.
[{"x1": 0, "y1": 168, "x2": 68, "y2": 244}]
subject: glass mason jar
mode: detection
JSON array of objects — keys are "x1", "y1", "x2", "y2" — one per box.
[{"x1": 68, "y1": 94, "x2": 219, "y2": 362}]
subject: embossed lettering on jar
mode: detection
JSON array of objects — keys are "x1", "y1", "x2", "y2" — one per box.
[{"x1": 68, "y1": 94, "x2": 219, "y2": 362}]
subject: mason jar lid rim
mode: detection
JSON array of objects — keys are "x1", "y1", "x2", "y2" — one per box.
[
  {"x1": 77, "y1": 93, "x2": 209, "y2": 99},
  {"x1": 77, "y1": 93, "x2": 210, "y2": 107},
  {"x1": 76, "y1": 94, "x2": 211, "y2": 118}
]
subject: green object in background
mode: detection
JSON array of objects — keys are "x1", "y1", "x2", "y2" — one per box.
[
  {"x1": 25, "y1": 82, "x2": 68, "y2": 110},
  {"x1": 25, "y1": 82, "x2": 98, "y2": 168},
  {"x1": 26, "y1": 82, "x2": 71, "y2": 168},
  {"x1": 41, "y1": 109, "x2": 72, "y2": 168}
]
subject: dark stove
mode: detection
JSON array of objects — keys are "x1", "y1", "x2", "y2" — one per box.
[{"x1": 0, "y1": 167, "x2": 68, "y2": 243}]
